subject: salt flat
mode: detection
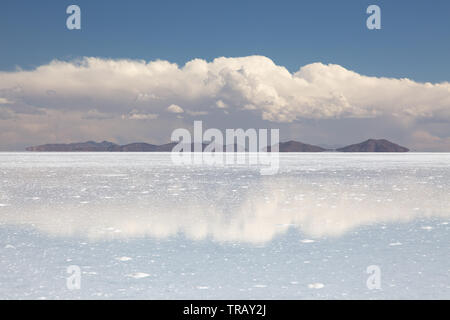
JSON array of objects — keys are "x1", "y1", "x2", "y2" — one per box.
[{"x1": 0, "y1": 153, "x2": 449, "y2": 299}]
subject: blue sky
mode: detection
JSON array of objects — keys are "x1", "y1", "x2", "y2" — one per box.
[{"x1": 1, "y1": 0, "x2": 449, "y2": 82}]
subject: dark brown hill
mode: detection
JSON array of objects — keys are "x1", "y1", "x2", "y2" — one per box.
[{"x1": 336, "y1": 139, "x2": 409, "y2": 152}]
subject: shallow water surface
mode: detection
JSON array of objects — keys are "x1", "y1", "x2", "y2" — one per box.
[{"x1": 0, "y1": 153, "x2": 449, "y2": 299}]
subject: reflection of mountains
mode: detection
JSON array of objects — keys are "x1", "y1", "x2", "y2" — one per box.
[
  {"x1": 1, "y1": 173, "x2": 447, "y2": 243},
  {"x1": 26, "y1": 139, "x2": 409, "y2": 152}
]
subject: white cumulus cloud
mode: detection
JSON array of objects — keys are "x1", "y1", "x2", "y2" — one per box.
[
  {"x1": 0, "y1": 55, "x2": 449, "y2": 150},
  {"x1": 167, "y1": 104, "x2": 184, "y2": 113},
  {"x1": 0, "y1": 56, "x2": 449, "y2": 122}
]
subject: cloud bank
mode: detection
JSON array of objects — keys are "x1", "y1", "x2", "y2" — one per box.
[{"x1": 0, "y1": 56, "x2": 449, "y2": 150}]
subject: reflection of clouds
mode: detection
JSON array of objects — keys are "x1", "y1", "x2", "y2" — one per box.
[{"x1": 0, "y1": 175, "x2": 448, "y2": 243}]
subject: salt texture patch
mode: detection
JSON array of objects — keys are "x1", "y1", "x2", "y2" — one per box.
[
  {"x1": 127, "y1": 273, "x2": 150, "y2": 279},
  {"x1": 308, "y1": 283, "x2": 325, "y2": 289}
]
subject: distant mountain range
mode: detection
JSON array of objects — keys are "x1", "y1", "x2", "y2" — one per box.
[
  {"x1": 336, "y1": 139, "x2": 409, "y2": 152},
  {"x1": 270, "y1": 140, "x2": 329, "y2": 152},
  {"x1": 26, "y1": 139, "x2": 409, "y2": 152}
]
